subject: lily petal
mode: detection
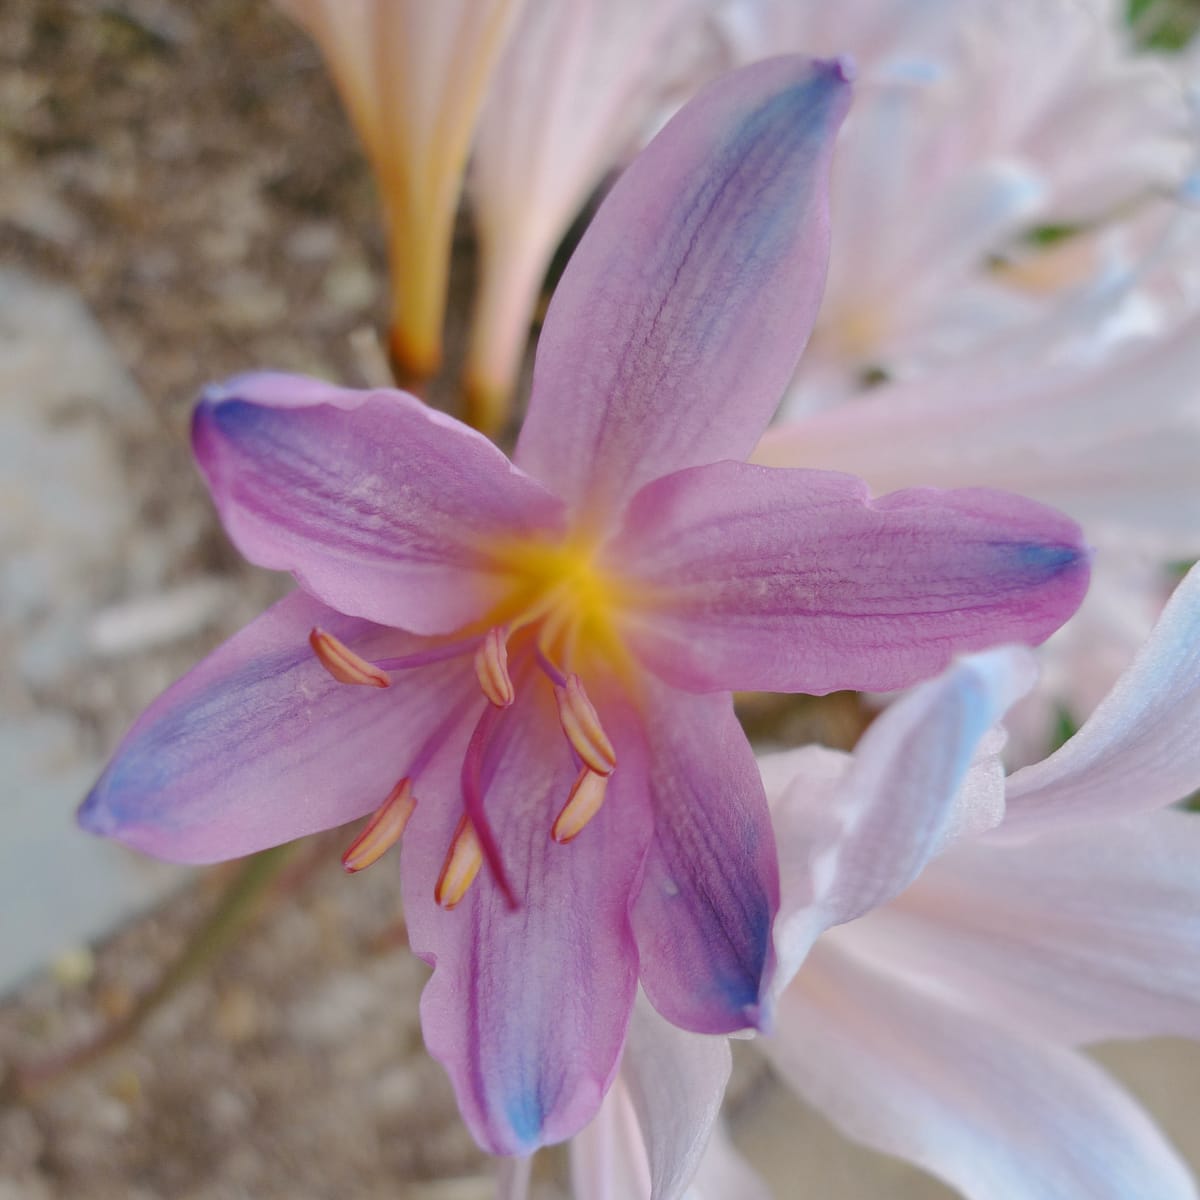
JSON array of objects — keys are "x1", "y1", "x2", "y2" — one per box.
[
  {"x1": 849, "y1": 809, "x2": 1200, "y2": 1046},
  {"x1": 465, "y1": 0, "x2": 715, "y2": 430},
  {"x1": 770, "y1": 942, "x2": 1198, "y2": 1200},
  {"x1": 686, "y1": 1120, "x2": 772, "y2": 1200},
  {"x1": 570, "y1": 1076, "x2": 653, "y2": 1200},
  {"x1": 756, "y1": 313, "x2": 1200, "y2": 556},
  {"x1": 612, "y1": 460, "x2": 1088, "y2": 694},
  {"x1": 403, "y1": 683, "x2": 652, "y2": 1155},
  {"x1": 621, "y1": 994, "x2": 732, "y2": 1200},
  {"x1": 515, "y1": 55, "x2": 851, "y2": 524},
  {"x1": 632, "y1": 688, "x2": 779, "y2": 1035},
  {"x1": 78, "y1": 590, "x2": 476, "y2": 863},
  {"x1": 568, "y1": 994, "x2": 732, "y2": 1200},
  {"x1": 193, "y1": 373, "x2": 564, "y2": 635},
  {"x1": 768, "y1": 648, "x2": 1034, "y2": 987},
  {"x1": 1003, "y1": 561, "x2": 1200, "y2": 834}
]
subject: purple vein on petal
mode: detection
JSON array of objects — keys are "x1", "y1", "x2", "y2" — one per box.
[{"x1": 516, "y1": 56, "x2": 852, "y2": 523}]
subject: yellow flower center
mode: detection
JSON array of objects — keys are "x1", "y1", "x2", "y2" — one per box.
[{"x1": 483, "y1": 535, "x2": 640, "y2": 688}]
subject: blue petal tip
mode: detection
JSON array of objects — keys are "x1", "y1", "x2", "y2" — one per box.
[{"x1": 503, "y1": 1090, "x2": 546, "y2": 1153}]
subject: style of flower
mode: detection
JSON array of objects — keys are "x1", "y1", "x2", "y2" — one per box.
[
  {"x1": 275, "y1": 0, "x2": 523, "y2": 381},
  {"x1": 79, "y1": 58, "x2": 1089, "y2": 1155}
]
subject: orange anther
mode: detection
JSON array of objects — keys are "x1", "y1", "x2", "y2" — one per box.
[
  {"x1": 555, "y1": 675, "x2": 616, "y2": 775},
  {"x1": 474, "y1": 626, "x2": 514, "y2": 708},
  {"x1": 434, "y1": 816, "x2": 483, "y2": 909},
  {"x1": 310, "y1": 627, "x2": 390, "y2": 687},
  {"x1": 552, "y1": 767, "x2": 608, "y2": 844},
  {"x1": 341, "y1": 779, "x2": 416, "y2": 873}
]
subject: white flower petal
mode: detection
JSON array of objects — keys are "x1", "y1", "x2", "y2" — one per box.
[{"x1": 769, "y1": 942, "x2": 1197, "y2": 1200}]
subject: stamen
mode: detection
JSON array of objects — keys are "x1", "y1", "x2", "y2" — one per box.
[
  {"x1": 310, "y1": 627, "x2": 390, "y2": 687},
  {"x1": 555, "y1": 674, "x2": 617, "y2": 776},
  {"x1": 552, "y1": 767, "x2": 608, "y2": 844},
  {"x1": 435, "y1": 815, "x2": 483, "y2": 909},
  {"x1": 341, "y1": 778, "x2": 416, "y2": 873},
  {"x1": 474, "y1": 626, "x2": 515, "y2": 708}
]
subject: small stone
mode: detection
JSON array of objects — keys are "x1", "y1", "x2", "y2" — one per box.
[
  {"x1": 97, "y1": 981, "x2": 136, "y2": 1022},
  {"x1": 212, "y1": 272, "x2": 289, "y2": 330},
  {"x1": 322, "y1": 255, "x2": 377, "y2": 313},
  {"x1": 286, "y1": 221, "x2": 340, "y2": 263},
  {"x1": 372, "y1": 1066, "x2": 423, "y2": 1115},
  {"x1": 108, "y1": 1067, "x2": 144, "y2": 1107},
  {"x1": 288, "y1": 972, "x2": 378, "y2": 1045},
  {"x1": 0, "y1": 171, "x2": 83, "y2": 245},
  {"x1": 87, "y1": 578, "x2": 232, "y2": 656},
  {"x1": 50, "y1": 945, "x2": 96, "y2": 989},
  {"x1": 0, "y1": 1107, "x2": 44, "y2": 1173},
  {"x1": 206, "y1": 1086, "x2": 252, "y2": 1131},
  {"x1": 88, "y1": 1094, "x2": 132, "y2": 1135},
  {"x1": 214, "y1": 983, "x2": 260, "y2": 1043}
]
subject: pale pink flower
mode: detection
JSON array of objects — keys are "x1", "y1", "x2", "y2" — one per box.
[
  {"x1": 729, "y1": 0, "x2": 1197, "y2": 752},
  {"x1": 724, "y1": 0, "x2": 1193, "y2": 408},
  {"x1": 758, "y1": 563, "x2": 1200, "y2": 1199}
]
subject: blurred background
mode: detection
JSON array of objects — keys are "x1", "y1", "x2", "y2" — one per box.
[{"x1": 3, "y1": 1, "x2": 1200, "y2": 1197}]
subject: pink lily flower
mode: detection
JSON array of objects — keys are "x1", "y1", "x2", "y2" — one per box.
[
  {"x1": 78, "y1": 58, "x2": 1089, "y2": 1154},
  {"x1": 275, "y1": 0, "x2": 524, "y2": 381},
  {"x1": 756, "y1": 567, "x2": 1200, "y2": 1198},
  {"x1": 464, "y1": 0, "x2": 723, "y2": 432}
]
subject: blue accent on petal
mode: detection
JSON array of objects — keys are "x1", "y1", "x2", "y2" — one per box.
[
  {"x1": 716, "y1": 900, "x2": 772, "y2": 1017},
  {"x1": 644, "y1": 67, "x2": 850, "y2": 386},
  {"x1": 77, "y1": 646, "x2": 302, "y2": 838},
  {"x1": 503, "y1": 1089, "x2": 546, "y2": 1152},
  {"x1": 76, "y1": 787, "x2": 118, "y2": 836},
  {"x1": 206, "y1": 396, "x2": 268, "y2": 438},
  {"x1": 1008, "y1": 541, "x2": 1088, "y2": 579},
  {"x1": 712, "y1": 71, "x2": 847, "y2": 271}
]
